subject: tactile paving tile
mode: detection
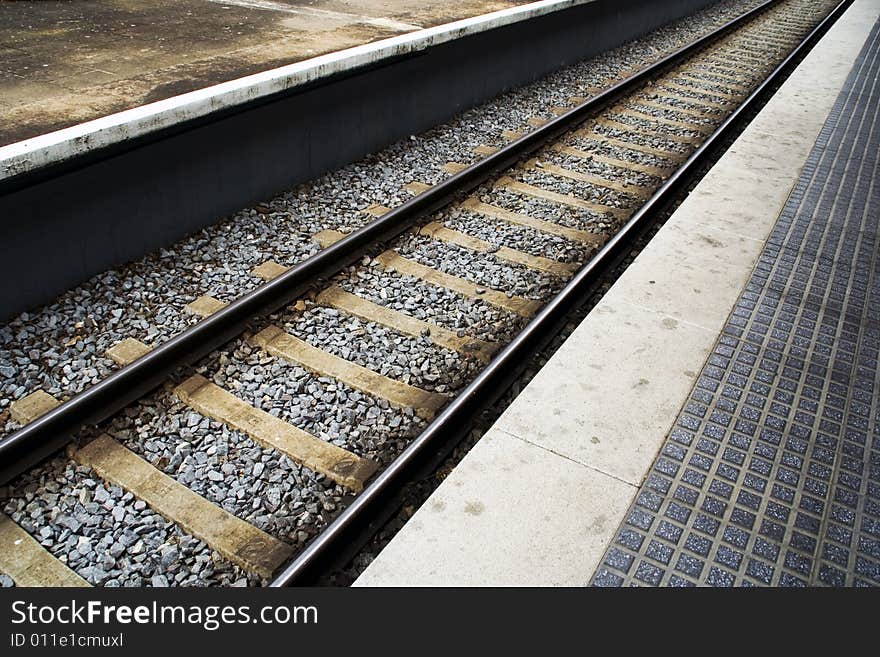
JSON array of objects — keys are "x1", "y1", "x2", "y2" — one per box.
[{"x1": 591, "y1": 19, "x2": 880, "y2": 586}]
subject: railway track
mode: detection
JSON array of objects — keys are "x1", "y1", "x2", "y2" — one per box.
[{"x1": 0, "y1": 0, "x2": 848, "y2": 587}]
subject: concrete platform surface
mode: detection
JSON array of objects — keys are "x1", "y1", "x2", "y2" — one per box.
[
  {"x1": 0, "y1": 0, "x2": 531, "y2": 146},
  {"x1": 355, "y1": 0, "x2": 880, "y2": 586}
]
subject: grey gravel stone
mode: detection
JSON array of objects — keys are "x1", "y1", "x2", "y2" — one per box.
[
  {"x1": 151, "y1": 574, "x2": 169, "y2": 587},
  {"x1": 539, "y1": 149, "x2": 662, "y2": 188},
  {"x1": 606, "y1": 109, "x2": 708, "y2": 140},
  {"x1": 438, "y1": 207, "x2": 591, "y2": 263},
  {"x1": 395, "y1": 234, "x2": 563, "y2": 301},
  {"x1": 278, "y1": 303, "x2": 480, "y2": 393},
  {"x1": 337, "y1": 267, "x2": 525, "y2": 344},
  {"x1": 568, "y1": 134, "x2": 680, "y2": 169},
  {"x1": 517, "y1": 166, "x2": 641, "y2": 208},
  {"x1": 104, "y1": 364, "x2": 382, "y2": 549},
  {"x1": 2, "y1": 456, "x2": 258, "y2": 587},
  {"x1": 482, "y1": 184, "x2": 618, "y2": 233},
  {"x1": 594, "y1": 122, "x2": 692, "y2": 155}
]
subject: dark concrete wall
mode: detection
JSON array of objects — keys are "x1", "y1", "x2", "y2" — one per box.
[{"x1": 0, "y1": 0, "x2": 716, "y2": 319}]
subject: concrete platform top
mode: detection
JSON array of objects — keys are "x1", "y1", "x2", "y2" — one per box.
[
  {"x1": 355, "y1": 0, "x2": 880, "y2": 586},
  {"x1": 0, "y1": 0, "x2": 573, "y2": 177}
]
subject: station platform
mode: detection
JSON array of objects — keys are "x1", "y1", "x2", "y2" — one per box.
[
  {"x1": 0, "y1": 0, "x2": 531, "y2": 146},
  {"x1": 355, "y1": 0, "x2": 880, "y2": 586}
]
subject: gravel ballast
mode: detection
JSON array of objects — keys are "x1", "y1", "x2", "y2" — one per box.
[
  {"x1": 480, "y1": 186, "x2": 618, "y2": 233},
  {"x1": 107, "y1": 389, "x2": 350, "y2": 551},
  {"x1": 439, "y1": 207, "x2": 591, "y2": 263},
  {"x1": 1, "y1": 456, "x2": 255, "y2": 586},
  {"x1": 567, "y1": 135, "x2": 682, "y2": 169},
  {"x1": 537, "y1": 149, "x2": 663, "y2": 187},
  {"x1": 278, "y1": 304, "x2": 480, "y2": 394},
  {"x1": 336, "y1": 267, "x2": 526, "y2": 344},
  {"x1": 395, "y1": 234, "x2": 564, "y2": 301}
]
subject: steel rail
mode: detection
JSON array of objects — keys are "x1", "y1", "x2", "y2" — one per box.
[
  {"x1": 269, "y1": 0, "x2": 853, "y2": 585},
  {"x1": 0, "y1": 0, "x2": 786, "y2": 485}
]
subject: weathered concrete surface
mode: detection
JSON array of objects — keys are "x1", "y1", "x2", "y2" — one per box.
[{"x1": 0, "y1": 0, "x2": 529, "y2": 146}]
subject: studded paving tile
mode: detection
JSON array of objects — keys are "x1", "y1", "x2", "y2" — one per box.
[{"x1": 591, "y1": 19, "x2": 880, "y2": 587}]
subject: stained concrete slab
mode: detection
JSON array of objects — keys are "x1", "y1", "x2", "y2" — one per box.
[
  {"x1": 355, "y1": 428, "x2": 636, "y2": 586},
  {"x1": 609, "y1": 229, "x2": 759, "y2": 334},
  {"x1": 356, "y1": 0, "x2": 880, "y2": 585},
  {"x1": 495, "y1": 299, "x2": 717, "y2": 485}
]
